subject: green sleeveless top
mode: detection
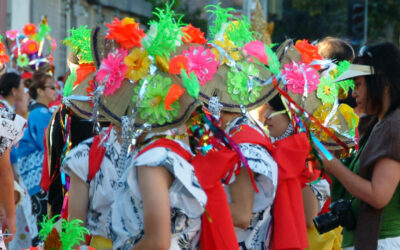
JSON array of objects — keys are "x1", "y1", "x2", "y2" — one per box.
[{"x1": 332, "y1": 142, "x2": 400, "y2": 247}]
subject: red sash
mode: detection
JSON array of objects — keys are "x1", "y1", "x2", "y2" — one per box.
[
  {"x1": 192, "y1": 148, "x2": 240, "y2": 250},
  {"x1": 270, "y1": 133, "x2": 310, "y2": 250}
]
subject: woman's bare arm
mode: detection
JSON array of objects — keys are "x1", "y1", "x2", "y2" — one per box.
[
  {"x1": 229, "y1": 169, "x2": 255, "y2": 229},
  {"x1": 132, "y1": 166, "x2": 174, "y2": 250},
  {"x1": 324, "y1": 157, "x2": 400, "y2": 209}
]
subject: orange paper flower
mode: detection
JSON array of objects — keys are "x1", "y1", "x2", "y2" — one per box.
[
  {"x1": 164, "y1": 83, "x2": 185, "y2": 110},
  {"x1": 169, "y1": 55, "x2": 188, "y2": 74},
  {"x1": 181, "y1": 24, "x2": 207, "y2": 44},
  {"x1": 0, "y1": 43, "x2": 10, "y2": 64},
  {"x1": 74, "y1": 63, "x2": 96, "y2": 87},
  {"x1": 105, "y1": 17, "x2": 146, "y2": 50},
  {"x1": 23, "y1": 23, "x2": 37, "y2": 36},
  {"x1": 294, "y1": 39, "x2": 323, "y2": 70},
  {"x1": 23, "y1": 39, "x2": 39, "y2": 54}
]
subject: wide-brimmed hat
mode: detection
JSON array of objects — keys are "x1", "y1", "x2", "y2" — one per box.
[
  {"x1": 334, "y1": 64, "x2": 374, "y2": 82},
  {"x1": 277, "y1": 39, "x2": 359, "y2": 150}
]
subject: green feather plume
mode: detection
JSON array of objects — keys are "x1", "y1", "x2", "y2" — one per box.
[
  {"x1": 63, "y1": 25, "x2": 94, "y2": 64},
  {"x1": 225, "y1": 16, "x2": 256, "y2": 47},
  {"x1": 205, "y1": 3, "x2": 236, "y2": 39},
  {"x1": 63, "y1": 68, "x2": 77, "y2": 97},
  {"x1": 142, "y1": 2, "x2": 185, "y2": 58},
  {"x1": 34, "y1": 23, "x2": 51, "y2": 42},
  {"x1": 38, "y1": 214, "x2": 60, "y2": 241},
  {"x1": 264, "y1": 43, "x2": 280, "y2": 75},
  {"x1": 60, "y1": 219, "x2": 90, "y2": 250}
]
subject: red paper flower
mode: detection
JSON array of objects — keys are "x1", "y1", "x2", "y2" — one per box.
[
  {"x1": 181, "y1": 24, "x2": 207, "y2": 44},
  {"x1": 105, "y1": 17, "x2": 146, "y2": 50},
  {"x1": 21, "y1": 71, "x2": 33, "y2": 80},
  {"x1": 23, "y1": 39, "x2": 39, "y2": 55},
  {"x1": 75, "y1": 63, "x2": 96, "y2": 87},
  {"x1": 169, "y1": 55, "x2": 188, "y2": 74},
  {"x1": 294, "y1": 39, "x2": 323, "y2": 70},
  {"x1": 0, "y1": 43, "x2": 10, "y2": 64},
  {"x1": 23, "y1": 23, "x2": 37, "y2": 36}
]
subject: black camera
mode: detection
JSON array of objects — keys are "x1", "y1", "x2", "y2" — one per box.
[{"x1": 313, "y1": 199, "x2": 356, "y2": 234}]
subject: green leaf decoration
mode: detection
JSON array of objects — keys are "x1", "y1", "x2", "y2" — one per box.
[
  {"x1": 205, "y1": 3, "x2": 236, "y2": 39},
  {"x1": 133, "y1": 74, "x2": 180, "y2": 125},
  {"x1": 0, "y1": 34, "x2": 3, "y2": 41},
  {"x1": 227, "y1": 61, "x2": 262, "y2": 105},
  {"x1": 317, "y1": 77, "x2": 339, "y2": 104},
  {"x1": 225, "y1": 16, "x2": 256, "y2": 47},
  {"x1": 264, "y1": 43, "x2": 280, "y2": 75},
  {"x1": 63, "y1": 25, "x2": 94, "y2": 64},
  {"x1": 63, "y1": 68, "x2": 77, "y2": 97},
  {"x1": 60, "y1": 219, "x2": 90, "y2": 250},
  {"x1": 142, "y1": 2, "x2": 185, "y2": 58},
  {"x1": 38, "y1": 214, "x2": 60, "y2": 241},
  {"x1": 181, "y1": 69, "x2": 200, "y2": 98}
]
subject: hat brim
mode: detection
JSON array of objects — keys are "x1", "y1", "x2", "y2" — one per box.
[
  {"x1": 334, "y1": 64, "x2": 375, "y2": 82},
  {"x1": 64, "y1": 71, "x2": 107, "y2": 121}
]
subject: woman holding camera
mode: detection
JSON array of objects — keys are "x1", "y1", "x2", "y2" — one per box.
[{"x1": 321, "y1": 42, "x2": 400, "y2": 250}]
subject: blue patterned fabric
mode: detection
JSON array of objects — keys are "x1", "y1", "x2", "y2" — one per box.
[{"x1": 17, "y1": 105, "x2": 52, "y2": 196}]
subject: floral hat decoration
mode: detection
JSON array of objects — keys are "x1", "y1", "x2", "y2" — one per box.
[
  {"x1": 88, "y1": 3, "x2": 207, "y2": 134},
  {"x1": 6, "y1": 17, "x2": 56, "y2": 73},
  {"x1": 0, "y1": 34, "x2": 9, "y2": 77},
  {"x1": 197, "y1": 3, "x2": 280, "y2": 114},
  {"x1": 272, "y1": 39, "x2": 359, "y2": 151}
]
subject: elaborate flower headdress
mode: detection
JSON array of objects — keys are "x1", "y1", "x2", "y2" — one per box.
[{"x1": 6, "y1": 17, "x2": 56, "y2": 73}]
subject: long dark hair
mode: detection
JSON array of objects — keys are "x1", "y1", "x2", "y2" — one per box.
[{"x1": 354, "y1": 42, "x2": 400, "y2": 116}]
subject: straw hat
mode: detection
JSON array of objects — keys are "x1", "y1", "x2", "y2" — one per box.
[{"x1": 277, "y1": 39, "x2": 358, "y2": 150}]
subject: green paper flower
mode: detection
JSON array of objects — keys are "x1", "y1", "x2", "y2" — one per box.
[
  {"x1": 181, "y1": 69, "x2": 200, "y2": 98},
  {"x1": 317, "y1": 77, "x2": 339, "y2": 104},
  {"x1": 63, "y1": 25, "x2": 93, "y2": 64},
  {"x1": 0, "y1": 34, "x2": 3, "y2": 41},
  {"x1": 38, "y1": 215, "x2": 59, "y2": 241},
  {"x1": 17, "y1": 54, "x2": 29, "y2": 67},
  {"x1": 134, "y1": 74, "x2": 180, "y2": 125},
  {"x1": 227, "y1": 61, "x2": 261, "y2": 105},
  {"x1": 63, "y1": 68, "x2": 77, "y2": 97}
]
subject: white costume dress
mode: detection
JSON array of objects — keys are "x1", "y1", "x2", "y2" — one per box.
[
  {"x1": 111, "y1": 139, "x2": 207, "y2": 250},
  {"x1": 225, "y1": 116, "x2": 278, "y2": 250},
  {"x1": 62, "y1": 128, "x2": 127, "y2": 240}
]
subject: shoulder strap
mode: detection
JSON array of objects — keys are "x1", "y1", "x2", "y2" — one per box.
[
  {"x1": 88, "y1": 135, "x2": 107, "y2": 182},
  {"x1": 138, "y1": 138, "x2": 192, "y2": 162},
  {"x1": 230, "y1": 124, "x2": 273, "y2": 151}
]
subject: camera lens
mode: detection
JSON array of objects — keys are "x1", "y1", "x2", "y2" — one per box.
[{"x1": 313, "y1": 212, "x2": 340, "y2": 234}]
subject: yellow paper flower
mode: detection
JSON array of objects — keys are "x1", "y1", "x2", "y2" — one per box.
[
  {"x1": 155, "y1": 55, "x2": 169, "y2": 72},
  {"x1": 121, "y1": 17, "x2": 136, "y2": 26},
  {"x1": 339, "y1": 104, "x2": 359, "y2": 137},
  {"x1": 124, "y1": 48, "x2": 151, "y2": 82},
  {"x1": 211, "y1": 39, "x2": 242, "y2": 65},
  {"x1": 309, "y1": 103, "x2": 340, "y2": 142}
]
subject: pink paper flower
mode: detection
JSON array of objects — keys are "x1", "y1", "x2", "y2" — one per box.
[
  {"x1": 6, "y1": 29, "x2": 19, "y2": 40},
  {"x1": 51, "y1": 38, "x2": 57, "y2": 52},
  {"x1": 182, "y1": 46, "x2": 219, "y2": 85},
  {"x1": 282, "y1": 61, "x2": 320, "y2": 95},
  {"x1": 96, "y1": 48, "x2": 128, "y2": 96},
  {"x1": 243, "y1": 40, "x2": 268, "y2": 65}
]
